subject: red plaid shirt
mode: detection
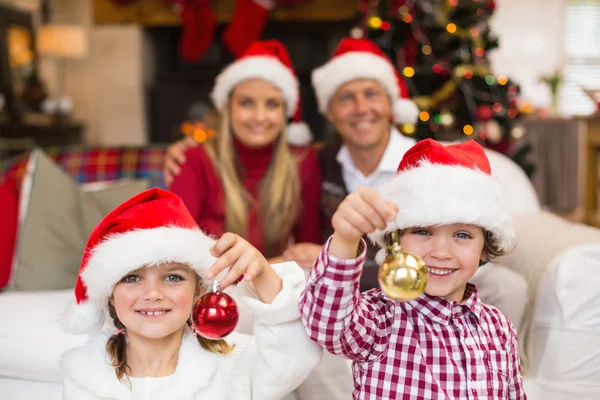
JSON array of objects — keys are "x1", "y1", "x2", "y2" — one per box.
[{"x1": 299, "y1": 238, "x2": 526, "y2": 400}]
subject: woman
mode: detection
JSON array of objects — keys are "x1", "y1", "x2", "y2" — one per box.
[{"x1": 169, "y1": 40, "x2": 321, "y2": 261}]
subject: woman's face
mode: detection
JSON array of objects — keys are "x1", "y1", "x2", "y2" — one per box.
[{"x1": 229, "y1": 78, "x2": 286, "y2": 148}]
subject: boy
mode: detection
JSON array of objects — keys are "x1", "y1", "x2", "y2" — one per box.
[{"x1": 299, "y1": 139, "x2": 526, "y2": 399}]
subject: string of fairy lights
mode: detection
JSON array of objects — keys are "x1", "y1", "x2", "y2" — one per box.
[{"x1": 353, "y1": 0, "x2": 532, "y2": 142}]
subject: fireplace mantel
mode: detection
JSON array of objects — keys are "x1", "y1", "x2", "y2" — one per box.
[{"x1": 93, "y1": 0, "x2": 360, "y2": 26}]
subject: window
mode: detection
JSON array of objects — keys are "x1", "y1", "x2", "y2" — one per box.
[{"x1": 561, "y1": 0, "x2": 600, "y2": 116}]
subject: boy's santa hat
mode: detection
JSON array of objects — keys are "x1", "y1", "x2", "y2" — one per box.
[
  {"x1": 312, "y1": 38, "x2": 420, "y2": 124},
  {"x1": 368, "y1": 139, "x2": 515, "y2": 263},
  {"x1": 62, "y1": 188, "x2": 220, "y2": 334},
  {"x1": 211, "y1": 40, "x2": 312, "y2": 146}
]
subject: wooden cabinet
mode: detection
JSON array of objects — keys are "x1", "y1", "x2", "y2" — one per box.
[
  {"x1": 0, "y1": 119, "x2": 84, "y2": 151},
  {"x1": 578, "y1": 116, "x2": 600, "y2": 227},
  {"x1": 93, "y1": 0, "x2": 360, "y2": 26}
]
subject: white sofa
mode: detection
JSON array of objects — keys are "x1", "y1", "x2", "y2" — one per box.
[{"x1": 1, "y1": 149, "x2": 599, "y2": 399}]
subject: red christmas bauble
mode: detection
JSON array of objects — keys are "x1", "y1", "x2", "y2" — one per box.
[
  {"x1": 476, "y1": 104, "x2": 494, "y2": 121},
  {"x1": 192, "y1": 283, "x2": 239, "y2": 339}
]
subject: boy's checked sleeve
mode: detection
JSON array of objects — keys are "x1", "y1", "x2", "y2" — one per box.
[
  {"x1": 299, "y1": 237, "x2": 395, "y2": 363},
  {"x1": 507, "y1": 323, "x2": 527, "y2": 399}
]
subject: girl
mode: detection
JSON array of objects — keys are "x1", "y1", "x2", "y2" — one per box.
[
  {"x1": 61, "y1": 188, "x2": 322, "y2": 399},
  {"x1": 300, "y1": 139, "x2": 526, "y2": 399},
  {"x1": 168, "y1": 40, "x2": 321, "y2": 261}
]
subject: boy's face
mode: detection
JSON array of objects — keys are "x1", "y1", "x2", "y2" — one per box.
[
  {"x1": 399, "y1": 224, "x2": 487, "y2": 302},
  {"x1": 111, "y1": 263, "x2": 199, "y2": 341}
]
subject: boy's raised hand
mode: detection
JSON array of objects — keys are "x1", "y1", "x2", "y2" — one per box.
[
  {"x1": 207, "y1": 233, "x2": 282, "y2": 304},
  {"x1": 330, "y1": 187, "x2": 398, "y2": 259}
]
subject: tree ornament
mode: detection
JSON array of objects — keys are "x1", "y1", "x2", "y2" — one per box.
[
  {"x1": 192, "y1": 281, "x2": 239, "y2": 339},
  {"x1": 350, "y1": 26, "x2": 364, "y2": 39},
  {"x1": 476, "y1": 103, "x2": 494, "y2": 121},
  {"x1": 440, "y1": 110, "x2": 455, "y2": 127},
  {"x1": 378, "y1": 230, "x2": 428, "y2": 301},
  {"x1": 485, "y1": 119, "x2": 502, "y2": 143},
  {"x1": 511, "y1": 124, "x2": 526, "y2": 140}
]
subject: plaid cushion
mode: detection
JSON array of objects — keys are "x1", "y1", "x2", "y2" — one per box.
[{"x1": 1, "y1": 146, "x2": 168, "y2": 192}]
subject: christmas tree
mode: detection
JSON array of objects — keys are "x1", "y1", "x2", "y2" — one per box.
[{"x1": 357, "y1": 0, "x2": 534, "y2": 176}]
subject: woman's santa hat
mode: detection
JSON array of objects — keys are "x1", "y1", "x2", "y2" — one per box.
[
  {"x1": 62, "y1": 188, "x2": 221, "y2": 334},
  {"x1": 368, "y1": 139, "x2": 515, "y2": 263},
  {"x1": 211, "y1": 40, "x2": 312, "y2": 146},
  {"x1": 312, "y1": 38, "x2": 419, "y2": 124}
]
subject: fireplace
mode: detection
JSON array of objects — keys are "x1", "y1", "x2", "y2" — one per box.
[{"x1": 143, "y1": 21, "x2": 354, "y2": 144}]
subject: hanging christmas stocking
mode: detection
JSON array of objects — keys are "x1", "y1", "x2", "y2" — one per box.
[
  {"x1": 178, "y1": 0, "x2": 217, "y2": 62},
  {"x1": 223, "y1": 0, "x2": 275, "y2": 57},
  {"x1": 109, "y1": 0, "x2": 138, "y2": 6}
]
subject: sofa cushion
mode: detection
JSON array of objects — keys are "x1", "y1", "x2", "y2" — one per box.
[
  {"x1": 496, "y1": 211, "x2": 600, "y2": 376},
  {"x1": 0, "y1": 289, "x2": 88, "y2": 383},
  {"x1": 0, "y1": 179, "x2": 19, "y2": 290},
  {"x1": 9, "y1": 150, "x2": 149, "y2": 291}
]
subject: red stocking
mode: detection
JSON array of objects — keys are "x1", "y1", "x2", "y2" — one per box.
[
  {"x1": 109, "y1": 0, "x2": 137, "y2": 6},
  {"x1": 179, "y1": 1, "x2": 217, "y2": 62},
  {"x1": 222, "y1": 0, "x2": 274, "y2": 57}
]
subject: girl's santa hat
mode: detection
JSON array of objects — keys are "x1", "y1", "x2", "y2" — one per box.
[
  {"x1": 62, "y1": 188, "x2": 220, "y2": 334},
  {"x1": 368, "y1": 139, "x2": 515, "y2": 263},
  {"x1": 312, "y1": 38, "x2": 419, "y2": 124},
  {"x1": 211, "y1": 40, "x2": 312, "y2": 146}
]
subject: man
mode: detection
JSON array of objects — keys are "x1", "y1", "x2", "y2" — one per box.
[{"x1": 163, "y1": 37, "x2": 529, "y2": 399}]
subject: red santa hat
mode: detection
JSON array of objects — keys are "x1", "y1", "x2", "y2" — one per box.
[
  {"x1": 62, "y1": 188, "x2": 220, "y2": 334},
  {"x1": 210, "y1": 40, "x2": 312, "y2": 146},
  {"x1": 312, "y1": 38, "x2": 419, "y2": 124},
  {"x1": 368, "y1": 139, "x2": 515, "y2": 263}
]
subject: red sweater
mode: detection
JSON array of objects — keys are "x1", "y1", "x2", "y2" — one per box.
[{"x1": 169, "y1": 138, "x2": 322, "y2": 256}]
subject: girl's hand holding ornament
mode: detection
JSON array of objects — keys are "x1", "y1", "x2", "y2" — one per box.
[
  {"x1": 207, "y1": 233, "x2": 282, "y2": 304},
  {"x1": 193, "y1": 233, "x2": 283, "y2": 340}
]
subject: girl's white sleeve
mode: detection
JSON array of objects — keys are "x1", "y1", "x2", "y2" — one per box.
[
  {"x1": 233, "y1": 261, "x2": 323, "y2": 400},
  {"x1": 63, "y1": 378, "x2": 100, "y2": 400}
]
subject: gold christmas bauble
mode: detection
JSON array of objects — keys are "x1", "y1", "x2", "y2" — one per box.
[{"x1": 378, "y1": 233, "x2": 428, "y2": 301}]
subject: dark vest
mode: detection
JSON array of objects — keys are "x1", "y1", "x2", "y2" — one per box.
[{"x1": 317, "y1": 141, "x2": 381, "y2": 292}]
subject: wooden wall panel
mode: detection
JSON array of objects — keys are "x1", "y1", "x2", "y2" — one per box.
[{"x1": 93, "y1": 0, "x2": 360, "y2": 26}]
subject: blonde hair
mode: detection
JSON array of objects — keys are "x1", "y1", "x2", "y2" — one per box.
[
  {"x1": 204, "y1": 107, "x2": 301, "y2": 257},
  {"x1": 106, "y1": 272, "x2": 234, "y2": 382}
]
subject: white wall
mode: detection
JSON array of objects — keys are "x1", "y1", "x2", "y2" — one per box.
[
  {"x1": 489, "y1": 0, "x2": 566, "y2": 108},
  {"x1": 48, "y1": 0, "x2": 147, "y2": 146},
  {"x1": 6, "y1": 0, "x2": 147, "y2": 146}
]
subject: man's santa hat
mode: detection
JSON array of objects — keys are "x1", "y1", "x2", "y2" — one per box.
[
  {"x1": 312, "y1": 38, "x2": 419, "y2": 124},
  {"x1": 62, "y1": 188, "x2": 221, "y2": 334},
  {"x1": 211, "y1": 40, "x2": 312, "y2": 146},
  {"x1": 368, "y1": 139, "x2": 515, "y2": 263}
]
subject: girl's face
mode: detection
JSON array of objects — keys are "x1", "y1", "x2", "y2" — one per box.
[
  {"x1": 229, "y1": 78, "x2": 286, "y2": 148},
  {"x1": 111, "y1": 263, "x2": 199, "y2": 340},
  {"x1": 399, "y1": 224, "x2": 488, "y2": 302}
]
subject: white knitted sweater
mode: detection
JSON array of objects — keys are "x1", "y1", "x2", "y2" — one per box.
[{"x1": 61, "y1": 263, "x2": 322, "y2": 400}]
